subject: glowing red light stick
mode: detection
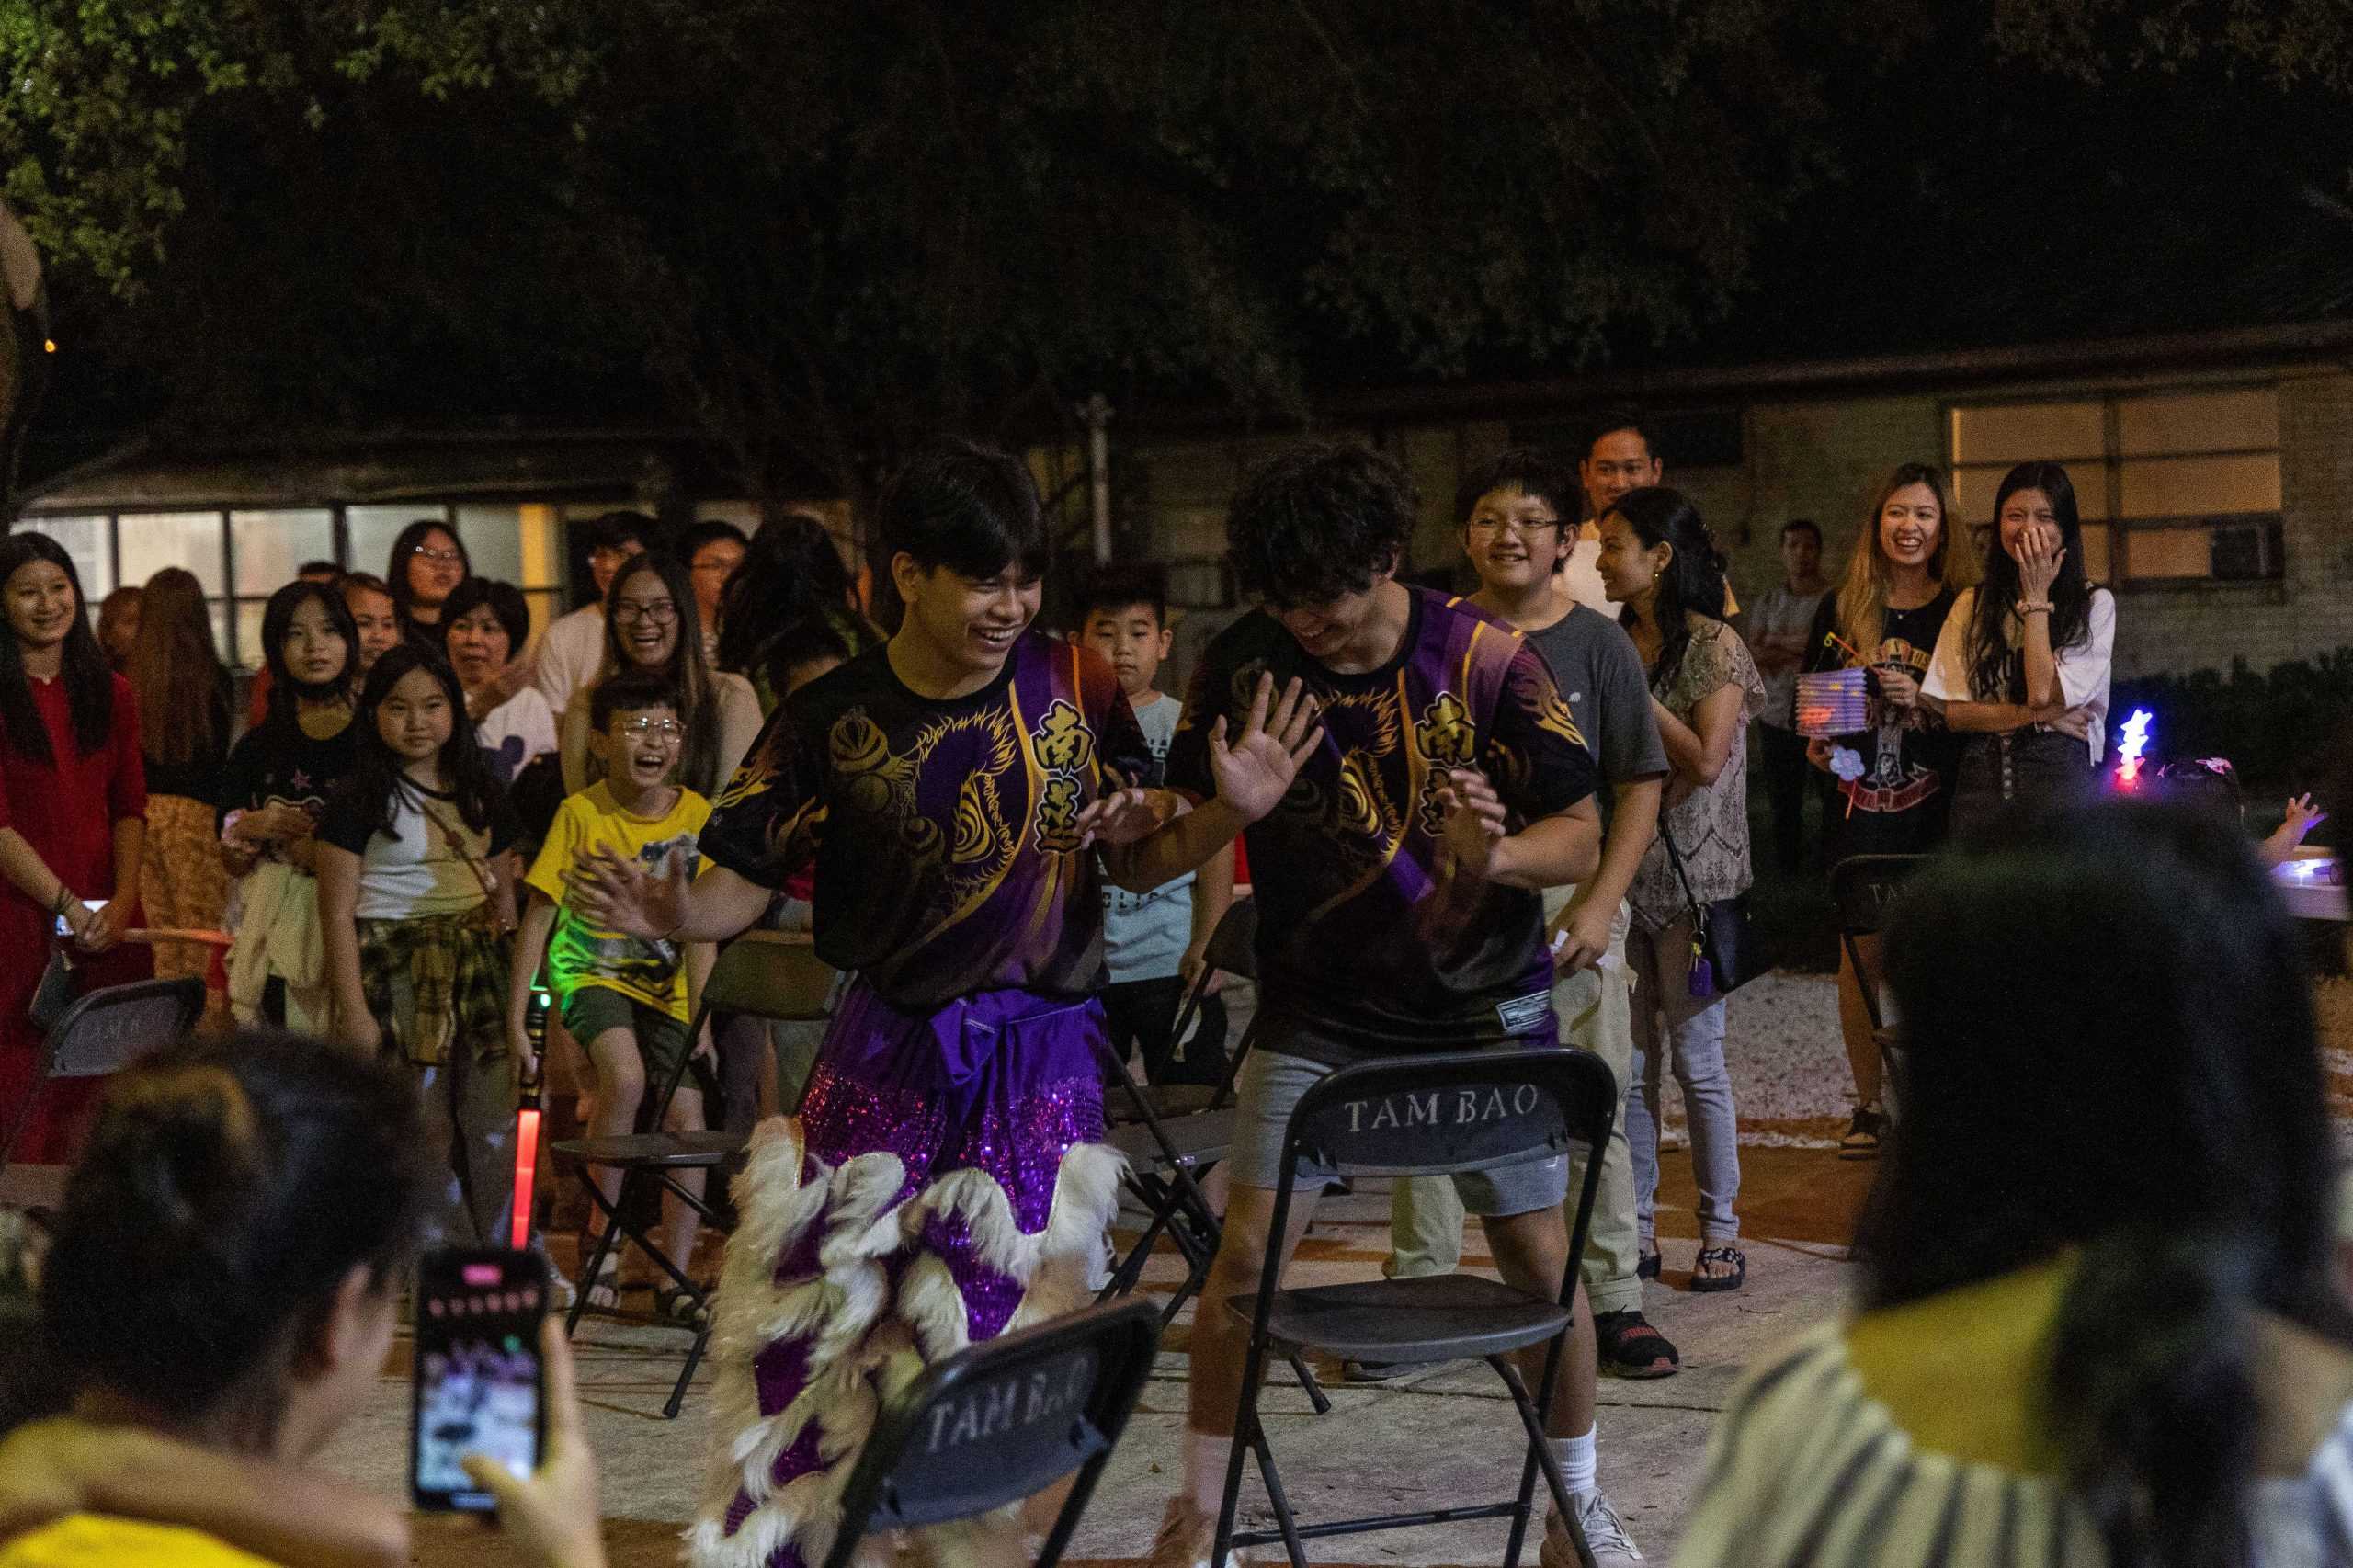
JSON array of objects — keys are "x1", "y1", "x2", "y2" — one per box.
[{"x1": 512, "y1": 985, "x2": 550, "y2": 1251}]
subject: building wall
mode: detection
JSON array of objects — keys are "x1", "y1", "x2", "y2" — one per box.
[{"x1": 1126, "y1": 365, "x2": 2353, "y2": 687}]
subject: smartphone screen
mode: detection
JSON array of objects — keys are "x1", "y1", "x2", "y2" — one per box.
[{"x1": 411, "y1": 1247, "x2": 547, "y2": 1512}]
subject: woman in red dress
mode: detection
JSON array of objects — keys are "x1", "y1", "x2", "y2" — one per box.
[{"x1": 0, "y1": 533, "x2": 150, "y2": 1163}]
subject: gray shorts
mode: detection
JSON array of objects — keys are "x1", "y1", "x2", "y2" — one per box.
[{"x1": 1230, "y1": 1047, "x2": 1569, "y2": 1218}]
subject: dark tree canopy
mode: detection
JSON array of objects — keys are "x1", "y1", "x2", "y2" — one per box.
[{"x1": 0, "y1": 0, "x2": 2345, "y2": 502}]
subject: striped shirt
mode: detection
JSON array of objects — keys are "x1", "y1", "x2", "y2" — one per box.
[{"x1": 1680, "y1": 1316, "x2": 2353, "y2": 1567}]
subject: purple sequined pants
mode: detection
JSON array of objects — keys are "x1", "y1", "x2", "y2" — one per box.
[{"x1": 694, "y1": 983, "x2": 1112, "y2": 1568}]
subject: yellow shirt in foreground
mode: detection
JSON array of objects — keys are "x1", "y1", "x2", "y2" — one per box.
[{"x1": 0, "y1": 1515, "x2": 276, "y2": 1568}]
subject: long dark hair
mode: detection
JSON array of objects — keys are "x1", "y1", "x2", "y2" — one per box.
[
  {"x1": 1865, "y1": 801, "x2": 2347, "y2": 1567},
  {"x1": 715, "y1": 514, "x2": 873, "y2": 685},
  {"x1": 386, "y1": 517, "x2": 468, "y2": 628},
  {"x1": 594, "y1": 551, "x2": 724, "y2": 795},
  {"x1": 341, "y1": 642, "x2": 501, "y2": 839},
  {"x1": 34, "y1": 1033, "x2": 435, "y2": 1449},
  {"x1": 129, "y1": 566, "x2": 230, "y2": 768},
  {"x1": 1606, "y1": 485, "x2": 1728, "y2": 685},
  {"x1": 1965, "y1": 460, "x2": 2098, "y2": 702},
  {"x1": 260, "y1": 579, "x2": 357, "y2": 729},
  {"x1": 0, "y1": 531, "x2": 112, "y2": 764}
]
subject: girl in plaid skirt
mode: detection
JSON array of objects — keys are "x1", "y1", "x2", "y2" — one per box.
[{"x1": 317, "y1": 643, "x2": 521, "y2": 1244}]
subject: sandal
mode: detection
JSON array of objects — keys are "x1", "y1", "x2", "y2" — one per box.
[
  {"x1": 1690, "y1": 1245, "x2": 1746, "y2": 1293},
  {"x1": 653, "y1": 1282, "x2": 711, "y2": 1327},
  {"x1": 581, "y1": 1245, "x2": 623, "y2": 1312},
  {"x1": 1636, "y1": 1249, "x2": 1662, "y2": 1281}
]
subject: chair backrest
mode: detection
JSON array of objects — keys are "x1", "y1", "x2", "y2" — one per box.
[
  {"x1": 1199, "y1": 896, "x2": 1258, "y2": 982},
  {"x1": 40, "y1": 977, "x2": 204, "y2": 1081},
  {"x1": 1828, "y1": 855, "x2": 1925, "y2": 939},
  {"x1": 822, "y1": 1299, "x2": 1161, "y2": 1568},
  {"x1": 701, "y1": 931, "x2": 837, "y2": 1023},
  {"x1": 1284, "y1": 1048, "x2": 1615, "y2": 1183}
]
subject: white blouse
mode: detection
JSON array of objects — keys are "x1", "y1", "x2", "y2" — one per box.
[{"x1": 1923, "y1": 587, "x2": 2117, "y2": 763}]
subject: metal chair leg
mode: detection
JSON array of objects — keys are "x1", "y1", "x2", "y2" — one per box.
[
  {"x1": 1248, "y1": 1416, "x2": 1312, "y2": 1568},
  {"x1": 666, "y1": 1318, "x2": 713, "y2": 1419},
  {"x1": 565, "y1": 1174, "x2": 628, "y2": 1336},
  {"x1": 1494, "y1": 1358, "x2": 1594, "y2": 1568}
]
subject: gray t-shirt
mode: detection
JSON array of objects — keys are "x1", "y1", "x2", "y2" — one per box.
[
  {"x1": 1518, "y1": 604, "x2": 1669, "y2": 830},
  {"x1": 1102, "y1": 691, "x2": 1193, "y2": 982}
]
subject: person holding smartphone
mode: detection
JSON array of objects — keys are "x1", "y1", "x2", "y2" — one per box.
[{"x1": 0, "y1": 1032, "x2": 608, "y2": 1568}]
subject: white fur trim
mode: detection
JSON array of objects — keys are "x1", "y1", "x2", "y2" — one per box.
[{"x1": 687, "y1": 1136, "x2": 1125, "y2": 1568}]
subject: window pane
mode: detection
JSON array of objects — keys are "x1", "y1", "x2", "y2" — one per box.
[
  {"x1": 18, "y1": 516, "x2": 112, "y2": 601},
  {"x1": 2080, "y1": 523, "x2": 2113, "y2": 583},
  {"x1": 2122, "y1": 528, "x2": 2213, "y2": 580},
  {"x1": 119, "y1": 513, "x2": 226, "y2": 597},
  {"x1": 1949, "y1": 401, "x2": 2104, "y2": 466},
  {"x1": 2117, "y1": 388, "x2": 2278, "y2": 456},
  {"x1": 1957, "y1": 461, "x2": 2109, "y2": 523},
  {"x1": 347, "y1": 505, "x2": 449, "y2": 585},
  {"x1": 234, "y1": 598, "x2": 270, "y2": 671},
  {"x1": 230, "y1": 508, "x2": 335, "y2": 596},
  {"x1": 453, "y1": 504, "x2": 524, "y2": 585},
  {"x1": 2119, "y1": 455, "x2": 2280, "y2": 519},
  {"x1": 210, "y1": 600, "x2": 233, "y2": 661}
]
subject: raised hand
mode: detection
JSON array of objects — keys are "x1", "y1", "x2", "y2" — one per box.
[
  {"x1": 2281, "y1": 792, "x2": 2328, "y2": 846},
  {"x1": 2018, "y1": 521, "x2": 2065, "y2": 603},
  {"x1": 565, "y1": 845, "x2": 686, "y2": 940},
  {"x1": 1435, "y1": 767, "x2": 1508, "y2": 881},
  {"x1": 1210, "y1": 673, "x2": 1322, "y2": 824}
]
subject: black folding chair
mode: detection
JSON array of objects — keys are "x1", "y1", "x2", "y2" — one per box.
[
  {"x1": 1216, "y1": 1048, "x2": 1619, "y2": 1568},
  {"x1": 819, "y1": 1298, "x2": 1161, "y2": 1568},
  {"x1": 556, "y1": 931, "x2": 835, "y2": 1416},
  {"x1": 0, "y1": 976, "x2": 203, "y2": 1213},
  {"x1": 1829, "y1": 855, "x2": 1925, "y2": 1111}
]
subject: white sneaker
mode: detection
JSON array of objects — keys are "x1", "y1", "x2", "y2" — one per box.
[
  {"x1": 1146, "y1": 1496, "x2": 1245, "y2": 1568},
  {"x1": 1541, "y1": 1491, "x2": 1644, "y2": 1568}
]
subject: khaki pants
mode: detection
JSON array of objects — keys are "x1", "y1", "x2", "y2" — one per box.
[{"x1": 1387, "y1": 887, "x2": 1644, "y2": 1314}]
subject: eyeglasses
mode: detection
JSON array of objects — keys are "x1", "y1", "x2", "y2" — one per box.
[
  {"x1": 410, "y1": 545, "x2": 464, "y2": 565},
  {"x1": 612, "y1": 599, "x2": 678, "y2": 624},
  {"x1": 1467, "y1": 517, "x2": 1563, "y2": 538},
  {"x1": 615, "y1": 717, "x2": 685, "y2": 739}
]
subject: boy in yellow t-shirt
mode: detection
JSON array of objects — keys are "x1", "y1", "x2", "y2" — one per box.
[{"x1": 508, "y1": 670, "x2": 713, "y2": 1317}]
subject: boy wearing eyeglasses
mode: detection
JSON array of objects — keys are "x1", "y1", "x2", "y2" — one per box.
[{"x1": 506, "y1": 665, "x2": 717, "y2": 1319}]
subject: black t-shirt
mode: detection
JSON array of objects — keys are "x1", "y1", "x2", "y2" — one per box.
[
  {"x1": 1165, "y1": 590, "x2": 1600, "y2": 1062},
  {"x1": 1802, "y1": 591, "x2": 1961, "y2": 847},
  {"x1": 218, "y1": 711, "x2": 361, "y2": 851},
  {"x1": 699, "y1": 632, "x2": 1154, "y2": 1009}
]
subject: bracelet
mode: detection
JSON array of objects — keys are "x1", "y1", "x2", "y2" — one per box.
[
  {"x1": 49, "y1": 882, "x2": 69, "y2": 917},
  {"x1": 2016, "y1": 599, "x2": 2054, "y2": 616}
]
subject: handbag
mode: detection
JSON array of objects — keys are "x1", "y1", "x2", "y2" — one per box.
[
  {"x1": 1657, "y1": 822, "x2": 1753, "y2": 999},
  {"x1": 417, "y1": 796, "x2": 517, "y2": 936}
]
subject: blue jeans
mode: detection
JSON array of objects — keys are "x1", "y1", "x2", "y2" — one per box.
[{"x1": 1625, "y1": 916, "x2": 1741, "y2": 1250}]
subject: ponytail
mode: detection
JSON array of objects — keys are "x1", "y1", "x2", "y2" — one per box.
[{"x1": 2047, "y1": 1229, "x2": 2259, "y2": 1568}]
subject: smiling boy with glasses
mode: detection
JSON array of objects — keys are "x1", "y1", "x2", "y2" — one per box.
[{"x1": 508, "y1": 665, "x2": 718, "y2": 1317}]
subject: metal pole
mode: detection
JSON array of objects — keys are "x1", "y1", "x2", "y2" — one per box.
[{"x1": 1081, "y1": 394, "x2": 1113, "y2": 565}]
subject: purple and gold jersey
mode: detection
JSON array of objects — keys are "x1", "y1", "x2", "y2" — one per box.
[
  {"x1": 1166, "y1": 588, "x2": 1598, "y2": 1061},
  {"x1": 699, "y1": 632, "x2": 1152, "y2": 1010}
]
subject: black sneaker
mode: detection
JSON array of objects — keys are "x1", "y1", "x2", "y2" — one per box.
[
  {"x1": 1594, "y1": 1309, "x2": 1679, "y2": 1379},
  {"x1": 1839, "y1": 1103, "x2": 1887, "y2": 1160}
]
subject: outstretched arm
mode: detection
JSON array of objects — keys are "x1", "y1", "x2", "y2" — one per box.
[
  {"x1": 1100, "y1": 674, "x2": 1321, "y2": 892},
  {"x1": 563, "y1": 853, "x2": 773, "y2": 946}
]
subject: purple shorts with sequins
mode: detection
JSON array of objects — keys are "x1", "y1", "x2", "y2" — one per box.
[
  {"x1": 798, "y1": 981, "x2": 1108, "y2": 1231},
  {"x1": 701, "y1": 982, "x2": 1114, "y2": 1568}
]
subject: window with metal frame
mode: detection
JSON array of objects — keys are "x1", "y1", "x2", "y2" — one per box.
[{"x1": 1948, "y1": 386, "x2": 2282, "y2": 586}]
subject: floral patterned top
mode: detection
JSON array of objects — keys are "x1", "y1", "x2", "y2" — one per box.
[{"x1": 1630, "y1": 614, "x2": 1766, "y2": 931}]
